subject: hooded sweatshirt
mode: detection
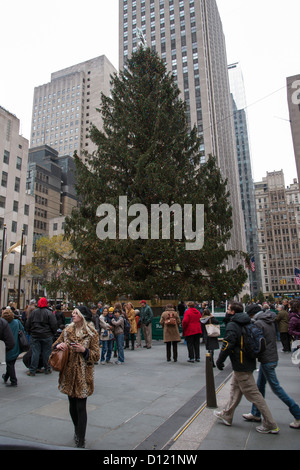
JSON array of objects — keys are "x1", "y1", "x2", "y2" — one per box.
[
  {"x1": 254, "y1": 309, "x2": 278, "y2": 364},
  {"x1": 218, "y1": 311, "x2": 256, "y2": 372},
  {"x1": 182, "y1": 307, "x2": 202, "y2": 336}
]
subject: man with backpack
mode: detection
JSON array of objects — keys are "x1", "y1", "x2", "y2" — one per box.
[
  {"x1": 214, "y1": 302, "x2": 279, "y2": 434},
  {"x1": 243, "y1": 304, "x2": 300, "y2": 429}
]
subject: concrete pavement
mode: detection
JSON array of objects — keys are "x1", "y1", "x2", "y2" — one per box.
[{"x1": 0, "y1": 339, "x2": 299, "y2": 452}]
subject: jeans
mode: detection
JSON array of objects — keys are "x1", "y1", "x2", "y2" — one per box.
[
  {"x1": 101, "y1": 339, "x2": 113, "y2": 362},
  {"x1": 251, "y1": 362, "x2": 300, "y2": 419},
  {"x1": 115, "y1": 334, "x2": 124, "y2": 362},
  {"x1": 30, "y1": 336, "x2": 53, "y2": 373}
]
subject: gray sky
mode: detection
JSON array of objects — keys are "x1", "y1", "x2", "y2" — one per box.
[{"x1": 1, "y1": 0, "x2": 298, "y2": 184}]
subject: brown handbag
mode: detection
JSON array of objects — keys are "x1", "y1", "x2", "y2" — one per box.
[
  {"x1": 49, "y1": 347, "x2": 69, "y2": 372},
  {"x1": 49, "y1": 329, "x2": 69, "y2": 372}
]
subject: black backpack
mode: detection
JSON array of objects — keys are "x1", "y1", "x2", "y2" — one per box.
[{"x1": 241, "y1": 323, "x2": 266, "y2": 359}]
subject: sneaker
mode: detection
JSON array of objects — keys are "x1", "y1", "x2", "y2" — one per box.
[
  {"x1": 242, "y1": 413, "x2": 261, "y2": 422},
  {"x1": 187, "y1": 359, "x2": 194, "y2": 363},
  {"x1": 213, "y1": 410, "x2": 232, "y2": 426},
  {"x1": 289, "y1": 419, "x2": 300, "y2": 429},
  {"x1": 100, "y1": 361, "x2": 106, "y2": 365},
  {"x1": 115, "y1": 361, "x2": 124, "y2": 364},
  {"x1": 256, "y1": 425, "x2": 279, "y2": 434},
  {"x1": 26, "y1": 371, "x2": 36, "y2": 376}
]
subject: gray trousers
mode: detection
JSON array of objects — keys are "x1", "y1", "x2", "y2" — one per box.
[{"x1": 221, "y1": 371, "x2": 277, "y2": 429}]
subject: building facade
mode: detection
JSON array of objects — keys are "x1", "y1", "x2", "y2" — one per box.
[
  {"x1": 119, "y1": 0, "x2": 246, "y2": 262},
  {"x1": 228, "y1": 62, "x2": 262, "y2": 295},
  {"x1": 30, "y1": 55, "x2": 117, "y2": 158},
  {"x1": 0, "y1": 106, "x2": 35, "y2": 306},
  {"x1": 255, "y1": 171, "x2": 300, "y2": 298},
  {"x1": 287, "y1": 74, "x2": 300, "y2": 188},
  {"x1": 26, "y1": 145, "x2": 78, "y2": 249}
]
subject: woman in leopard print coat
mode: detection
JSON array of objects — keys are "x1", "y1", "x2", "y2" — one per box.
[{"x1": 52, "y1": 308, "x2": 100, "y2": 447}]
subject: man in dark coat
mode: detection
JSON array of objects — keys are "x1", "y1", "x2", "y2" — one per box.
[
  {"x1": 25, "y1": 297, "x2": 57, "y2": 375},
  {"x1": 214, "y1": 302, "x2": 279, "y2": 434}
]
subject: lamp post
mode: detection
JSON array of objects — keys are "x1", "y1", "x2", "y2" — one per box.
[
  {"x1": 0, "y1": 224, "x2": 7, "y2": 306},
  {"x1": 17, "y1": 229, "x2": 24, "y2": 310}
]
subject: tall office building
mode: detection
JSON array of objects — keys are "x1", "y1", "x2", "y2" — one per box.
[
  {"x1": 228, "y1": 62, "x2": 262, "y2": 295},
  {"x1": 119, "y1": 0, "x2": 246, "y2": 261},
  {"x1": 287, "y1": 74, "x2": 300, "y2": 187},
  {"x1": 30, "y1": 55, "x2": 117, "y2": 158},
  {"x1": 0, "y1": 106, "x2": 35, "y2": 306},
  {"x1": 254, "y1": 171, "x2": 300, "y2": 298}
]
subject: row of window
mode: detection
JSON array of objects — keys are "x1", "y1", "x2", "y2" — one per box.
[
  {"x1": 3, "y1": 150, "x2": 22, "y2": 170},
  {"x1": 1, "y1": 172, "x2": 21, "y2": 192}
]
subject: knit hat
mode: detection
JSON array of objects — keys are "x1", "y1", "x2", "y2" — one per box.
[
  {"x1": 38, "y1": 297, "x2": 48, "y2": 308},
  {"x1": 1, "y1": 308, "x2": 14, "y2": 323},
  {"x1": 246, "y1": 304, "x2": 262, "y2": 316}
]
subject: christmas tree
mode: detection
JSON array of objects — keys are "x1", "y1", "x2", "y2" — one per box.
[{"x1": 62, "y1": 46, "x2": 247, "y2": 303}]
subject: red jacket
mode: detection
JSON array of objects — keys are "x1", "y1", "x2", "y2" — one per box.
[{"x1": 182, "y1": 308, "x2": 202, "y2": 336}]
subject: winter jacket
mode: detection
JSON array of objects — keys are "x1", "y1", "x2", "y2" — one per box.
[
  {"x1": 254, "y1": 310, "x2": 278, "y2": 363},
  {"x1": 200, "y1": 315, "x2": 220, "y2": 351},
  {"x1": 275, "y1": 309, "x2": 289, "y2": 333},
  {"x1": 217, "y1": 311, "x2": 256, "y2": 372},
  {"x1": 26, "y1": 306, "x2": 57, "y2": 339},
  {"x1": 288, "y1": 311, "x2": 300, "y2": 339},
  {"x1": 2, "y1": 311, "x2": 26, "y2": 361},
  {"x1": 182, "y1": 307, "x2": 202, "y2": 337},
  {"x1": 160, "y1": 308, "x2": 181, "y2": 343},
  {"x1": 52, "y1": 322, "x2": 100, "y2": 399},
  {"x1": 139, "y1": 304, "x2": 153, "y2": 325},
  {"x1": 99, "y1": 314, "x2": 113, "y2": 341},
  {"x1": 126, "y1": 308, "x2": 137, "y2": 334},
  {"x1": 0, "y1": 318, "x2": 15, "y2": 351},
  {"x1": 111, "y1": 316, "x2": 124, "y2": 335}
]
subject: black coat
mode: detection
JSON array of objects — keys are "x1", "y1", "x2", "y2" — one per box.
[
  {"x1": 217, "y1": 312, "x2": 256, "y2": 372},
  {"x1": 200, "y1": 316, "x2": 220, "y2": 351},
  {"x1": 25, "y1": 307, "x2": 57, "y2": 339}
]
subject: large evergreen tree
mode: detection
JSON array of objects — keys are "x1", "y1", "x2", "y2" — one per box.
[{"x1": 62, "y1": 46, "x2": 247, "y2": 303}]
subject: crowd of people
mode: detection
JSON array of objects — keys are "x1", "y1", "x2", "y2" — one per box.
[{"x1": 0, "y1": 295, "x2": 299, "y2": 447}]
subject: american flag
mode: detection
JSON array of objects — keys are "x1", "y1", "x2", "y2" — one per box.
[
  {"x1": 295, "y1": 268, "x2": 300, "y2": 285},
  {"x1": 250, "y1": 256, "x2": 255, "y2": 272}
]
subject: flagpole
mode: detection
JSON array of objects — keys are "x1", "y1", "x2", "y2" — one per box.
[
  {"x1": 17, "y1": 229, "x2": 24, "y2": 310},
  {"x1": 0, "y1": 225, "x2": 6, "y2": 307}
]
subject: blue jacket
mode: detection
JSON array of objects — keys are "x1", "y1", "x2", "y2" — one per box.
[{"x1": 6, "y1": 319, "x2": 25, "y2": 361}]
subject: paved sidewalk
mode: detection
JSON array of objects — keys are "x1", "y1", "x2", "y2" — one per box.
[{"x1": 0, "y1": 340, "x2": 299, "y2": 451}]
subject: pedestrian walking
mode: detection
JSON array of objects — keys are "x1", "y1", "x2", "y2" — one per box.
[
  {"x1": 25, "y1": 297, "x2": 57, "y2": 376},
  {"x1": 182, "y1": 301, "x2": 202, "y2": 362},
  {"x1": 1, "y1": 308, "x2": 25, "y2": 386},
  {"x1": 160, "y1": 304, "x2": 181, "y2": 362},
  {"x1": 111, "y1": 309, "x2": 125, "y2": 364},
  {"x1": 288, "y1": 300, "x2": 300, "y2": 351},
  {"x1": 214, "y1": 302, "x2": 279, "y2": 434},
  {"x1": 125, "y1": 302, "x2": 137, "y2": 350},
  {"x1": 52, "y1": 308, "x2": 100, "y2": 448},
  {"x1": 139, "y1": 300, "x2": 153, "y2": 349},
  {"x1": 243, "y1": 305, "x2": 300, "y2": 429},
  {"x1": 200, "y1": 308, "x2": 220, "y2": 367},
  {"x1": 275, "y1": 304, "x2": 291, "y2": 352},
  {"x1": 99, "y1": 306, "x2": 114, "y2": 364}
]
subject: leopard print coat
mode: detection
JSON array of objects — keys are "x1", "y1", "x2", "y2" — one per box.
[{"x1": 52, "y1": 322, "x2": 100, "y2": 399}]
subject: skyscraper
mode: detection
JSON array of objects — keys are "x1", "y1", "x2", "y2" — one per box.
[
  {"x1": 254, "y1": 171, "x2": 300, "y2": 298},
  {"x1": 119, "y1": 0, "x2": 246, "y2": 260},
  {"x1": 287, "y1": 74, "x2": 300, "y2": 188},
  {"x1": 30, "y1": 55, "x2": 117, "y2": 157},
  {"x1": 228, "y1": 62, "x2": 262, "y2": 295}
]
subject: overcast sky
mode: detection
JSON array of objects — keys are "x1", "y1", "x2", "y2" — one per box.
[{"x1": 0, "y1": 0, "x2": 299, "y2": 184}]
